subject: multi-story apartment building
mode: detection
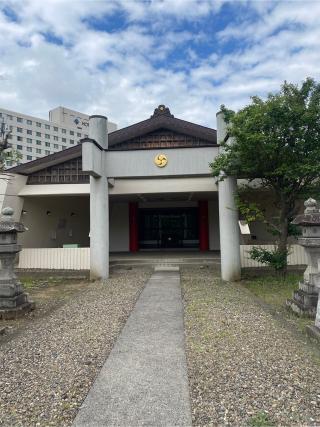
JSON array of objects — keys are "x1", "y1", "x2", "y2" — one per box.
[{"x1": 0, "y1": 106, "x2": 117, "y2": 166}]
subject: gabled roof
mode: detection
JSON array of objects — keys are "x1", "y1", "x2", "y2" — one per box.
[
  {"x1": 8, "y1": 105, "x2": 217, "y2": 175},
  {"x1": 109, "y1": 105, "x2": 217, "y2": 147}
]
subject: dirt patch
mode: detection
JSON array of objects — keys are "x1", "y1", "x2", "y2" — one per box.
[
  {"x1": 181, "y1": 265, "x2": 320, "y2": 426},
  {"x1": 0, "y1": 277, "x2": 90, "y2": 344}
]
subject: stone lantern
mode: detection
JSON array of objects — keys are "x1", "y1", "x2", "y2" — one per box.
[
  {"x1": 0, "y1": 207, "x2": 34, "y2": 319},
  {"x1": 286, "y1": 198, "x2": 320, "y2": 316}
]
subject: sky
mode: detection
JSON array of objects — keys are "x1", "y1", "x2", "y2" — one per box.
[{"x1": 0, "y1": 0, "x2": 320, "y2": 129}]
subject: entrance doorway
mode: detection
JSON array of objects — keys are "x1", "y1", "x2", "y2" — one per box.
[{"x1": 138, "y1": 208, "x2": 199, "y2": 249}]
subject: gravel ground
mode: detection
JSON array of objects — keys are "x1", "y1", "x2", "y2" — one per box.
[
  {"x1": 0, "y1": 267, "x2": 150, "y2": 427},
  {"x1": 181, "y1": 266, "x2": 320, "y2": 427}
]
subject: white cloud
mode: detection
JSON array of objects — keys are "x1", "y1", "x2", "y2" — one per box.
[{"x1": 0, "y1": 0, "x2": 319, "y2": 130}]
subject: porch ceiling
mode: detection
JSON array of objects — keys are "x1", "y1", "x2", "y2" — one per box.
[{"x1": 109, "y1": 191, "x2": 218, "y2": 202}]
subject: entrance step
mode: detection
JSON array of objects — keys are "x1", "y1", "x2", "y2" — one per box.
[
  {"x1": 154, "y1": 265, "x2": 180, "y2": 272},
  {"x1": 110, "y1": 255, "x2": 220, "y2": 268}
]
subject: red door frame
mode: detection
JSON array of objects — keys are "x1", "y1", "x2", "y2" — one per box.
[
  {"x1": 129, "y1": 202, "x2": 139, "y2": 252},
  {"x1": 198, "y1": 200, "x2": 209, "y2": 251}
]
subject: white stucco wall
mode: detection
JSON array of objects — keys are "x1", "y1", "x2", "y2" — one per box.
[
  {"x1": 20, "y1": 177, "x2": 217, "y2": 197},
  {"x1": 18, "y1": 197, "x2": 129, "y2": 252},
  {"x1": 106, "y1": 146, "x2": 219, "y2": 178},
  {"x1": 19, "y1": 196, "x2": 90, "y2": 248}
]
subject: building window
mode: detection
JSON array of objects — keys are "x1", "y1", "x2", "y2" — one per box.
[
  {"x1": 45, "y1": 142, "x2": 50, "y2": 147},
  {"x1": 7, "y1": 115, "x2": 12, "y2": 120},
  {"x1": 27, "y1": 129, "x2": 32, "y2": 135},
  {"x1": 45, "y1": 124, "x2": 50, "y2": 129},
  {"x1": 17, "y1": 145, "x2": 22, "y2": 150},
  {"x1": 62, "y1": 129, "x2": 66, "y2": 134},
  {"x1": 77, "y1": 132, "x2": 81, "y2": 137},
  {"x1": 54, "y1": 136, "x2": 58, "y2": 141},
  {"x1": 17, "y1": 117, "x2": 23, "y2": 123},
  {"x1": 7, "y1": 134, "x2": 12, "y2": 139},
  {"x1": 36, "y1": 140, "x2": 41, "y2": 145},
  {"x1": 70, "y1": 139, "x2": 74, "y2": 144},
  {"x1": 27, "y1": 119, "x2": 32, "y2": 125},
  {"x1": 62, "y1": 145, "x2": 66, "y2": 150},
  {"x1": 62, "y1": 137, "x2": 66, "y2": 142},
  {"x1": 54, "y1": 126, "x2": 58, "y2": 132},
  {"x1": 27, "y1": 147, "x2": 32, "y2": 152},
  {"x1": 27, "y1": 138, "x2": 32, "y2": 143},
  {"x1": 36, "y1": 132, "x2": 41, "y2": 137},
  {"x1": 27, "y1": 155, "x2": 32, "y2": 161},
  {"x1": 17, "y1": 136, "x2": 23, "y2": 141},
  {"x1": 84, "y1": 134, "x2": 88, "y2": 138},
  {"x1": 36, "y1": 122, "x2": 41, "y2": 127},
  {"x1": 45, "y1": 150, "x2": 50, "y2": 155},
  {"x1": 45, "y1": 134, "x2": 50, "y2": 139},
  {"x1": 54, "y1": 143, "x2": 58, "y2": 149},
  {"x1": 36, "y1": 148, "x2": 41, "y2": 154},
  {"x1": 70, "y1": 130, "x2": 74, "y2": 135},
  {"x1": 17, "y1": 127, "x2": 22, "y2": 133}
]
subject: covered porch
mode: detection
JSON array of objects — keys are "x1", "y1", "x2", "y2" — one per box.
[{"x1": 18, "y1": 190, "x2": 220, "y2": 253}]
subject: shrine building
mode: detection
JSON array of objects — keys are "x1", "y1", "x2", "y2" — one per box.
[{"x1": 1, "y1": 105, "x2": 265, "y2": 280}]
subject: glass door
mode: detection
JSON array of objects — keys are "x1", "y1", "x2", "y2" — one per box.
[{"x1": 138, "y1": 208, "x2": 199, "y2": 249}]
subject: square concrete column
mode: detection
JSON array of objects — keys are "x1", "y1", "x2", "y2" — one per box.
[
  {"x1": 90, "y1": 174, "x2": 109, "y2": 279},
  {"x1": 83, "y1": 115, "x2": 109, "y2": 280},
  {"x1": 216, "y1": 111, "x2": 241, "y2": 281}
]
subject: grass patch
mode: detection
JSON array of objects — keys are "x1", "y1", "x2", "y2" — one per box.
[
  {"x1": 248, "y1": 411, "x2": 275, "y2": 427},
  {"x1": 18, "y1": 276, "x2": 71, "y2": 290},
  {"x1": 241, "y1": 273, "x2": 300, "y2": 308},
  {"x1": 241, "y1": 272, "x2": 313, "y2": 331}
]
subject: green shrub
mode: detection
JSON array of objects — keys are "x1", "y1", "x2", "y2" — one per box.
[{"x1": 249, "y1": 246, "x2": 289, "y2": 272}]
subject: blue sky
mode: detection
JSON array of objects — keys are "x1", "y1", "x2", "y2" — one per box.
[{"x1": 0, "y1": 0, "x2": 320, "y2": 128}]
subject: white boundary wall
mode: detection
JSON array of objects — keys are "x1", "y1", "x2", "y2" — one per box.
[
  {"x1": 18, "y1": 248, "x2": 90, "y2": 270},
  {"x1": 17, "y1": 245, "x2": 307, "y2": 270},
  {"x1": 240, "y1": 244, "x2": 307, "y2": 267}
]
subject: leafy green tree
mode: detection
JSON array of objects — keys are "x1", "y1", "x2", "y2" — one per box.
[
  {"x1": 0, "y1": 123, "x2": 22, "y2": 176},
  {"x1": 211, "y1": 78, "x2": 320, "y2": 273}
]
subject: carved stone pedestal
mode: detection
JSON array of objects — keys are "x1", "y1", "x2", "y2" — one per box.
[
  {"x1": 286, "y1": 280, "x2": 318, "y2": 317},
  {"x1": 0, "y1": 207, "x2": 34, "y2": 319},
  {"x1": 286, "y1": 199, "x2": 320, "y2": 317}
]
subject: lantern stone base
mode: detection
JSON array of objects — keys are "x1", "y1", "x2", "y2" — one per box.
[
  {"x1": 286, "y1": 281, "x2": 318, "y2": 317},
  {"x1": 286, "y1": 299, "x2": 316, "y2": 317},
  {"x1": 0, "y1": 301, "x2": 35, "y2": 320},
  {"x1": 0, "y1": 278, "x2": 35, "y2": 319},
  {"x1": 306, "y1": 325, "x2": 320, "y2": 342}
]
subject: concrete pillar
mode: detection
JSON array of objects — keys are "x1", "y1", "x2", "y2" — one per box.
[
  {"x1": 217, "y1": 111, "x2": 241, "y2": 281},
  {"x1": 89, "y1": 115, "x2": 109, "y2": 280},
  {"x1": 89, "y1": 115, "x2": 108, "y2": 149}
]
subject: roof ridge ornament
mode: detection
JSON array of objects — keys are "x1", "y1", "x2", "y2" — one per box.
[{"x1": 151, "y1": 105, "x2": 174, "y2": 118}]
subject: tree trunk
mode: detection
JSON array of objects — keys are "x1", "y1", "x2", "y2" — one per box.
[{"x1": 277, "y1": 200, "x2": 289, "y2": 276}]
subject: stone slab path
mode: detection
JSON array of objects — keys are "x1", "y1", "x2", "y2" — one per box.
[{"x1": 73, "y1": 267, "x2": 192, "y2": 427}]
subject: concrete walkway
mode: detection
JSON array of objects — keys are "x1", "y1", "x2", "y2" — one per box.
[{"x1": 73, "y1": 267, "x2": 192, "y2": 427}]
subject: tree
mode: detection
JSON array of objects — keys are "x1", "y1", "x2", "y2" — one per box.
[
  {"x1": 0, "y1": 121, "x2": 21, "y2": 173},
  {"x1": 211, "y1": 78, "x2": 320, "y2": 273}
]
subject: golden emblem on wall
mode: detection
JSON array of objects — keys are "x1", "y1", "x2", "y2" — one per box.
[{"x1": 154, "y1": 153, "x2": 168, "y2": 168}]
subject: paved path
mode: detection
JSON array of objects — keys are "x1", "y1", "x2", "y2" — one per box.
[{"x1": 73, "y1": 267, "x2": 192, "y2": 427}]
